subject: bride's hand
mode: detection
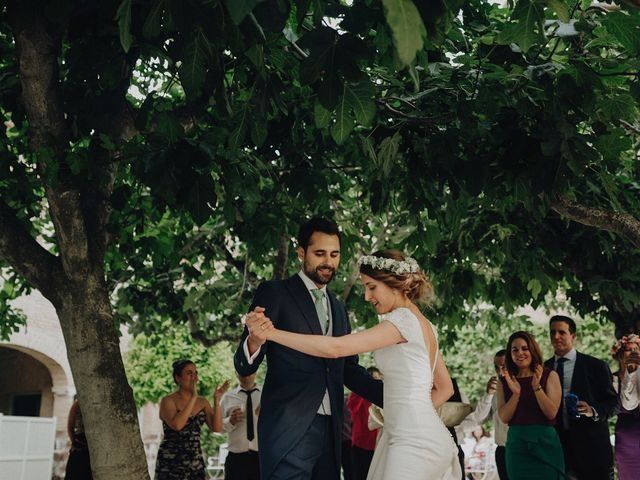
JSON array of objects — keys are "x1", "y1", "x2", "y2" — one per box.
[{"x1": 263, "y1": 324, "x2": 276, "y2": 340}]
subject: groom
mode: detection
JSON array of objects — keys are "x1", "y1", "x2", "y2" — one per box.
[{"x1": 234, "y1": 217, "x2": 383, "y2": 480}]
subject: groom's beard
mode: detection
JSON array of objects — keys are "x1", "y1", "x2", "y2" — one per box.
[{"x1": 303, "y1": 261, "x2": 336, "y2": 285}]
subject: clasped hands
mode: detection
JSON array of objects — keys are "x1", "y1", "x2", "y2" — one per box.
[
  {"x1": 243, "y1": 306, "x2": 275, "y2": 346},
  {"x1": 498, "y1": 364, "x2": 544, "y2": 396}
]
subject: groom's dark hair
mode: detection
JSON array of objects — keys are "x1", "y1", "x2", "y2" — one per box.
[{"x1": 298, "y1": 217, "x2": 341, "y2": 250}]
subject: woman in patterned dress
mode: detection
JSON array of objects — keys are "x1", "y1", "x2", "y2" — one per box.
[{"x1": 155, "y1": 359, "x2": 229, "y2": 480}]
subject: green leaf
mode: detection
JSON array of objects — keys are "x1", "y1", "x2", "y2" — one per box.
[
  {"x1": 344, "y1": 81, "x2": 376, "y2": 126},
  {"x1": 250, "y1": 117, "x2": 268, "y2": 147},
  {"x1": 376, "y1": 132, "x2": 402, "y2": 178},
  {"x1": 497, "y1": 0, "x2": 544, "y2": 52},
  {"x1": 115, "y1": 0, "x2": 133, "y2": 52},
  {"x1": 594, "y1": 129, "x2": 632, "y2": 162},
  {"x1": 186, "y1": 174, "x2": 216, "y2": 225},
  {"x1": 382, "y1": 0, "x2": 427, "y2": 66},
  {"x1": 527, "y1": 278, "x2": 542, "y2": 300},
  {"x1": 179, "y1": 32, "x2": 210, "y2": 99},
  {"x1": 314, "y1": 101, "x2": 331, "y2": 129},
  {"x1": 599, "y1": 94, "x2": 638, "y2": 123},
  {"x1": 332, "y1": 90, "x2": 355, "y2": 144},
  {"x1": 224, "y1": 0, "x2": 262, "y2": 25},
  {"x1": 547, "y1": 0, "x2": 570, "y2": 23},
  {"x1": 143, "y1": 0, "x2": 165, "y2": 39},
  {"x1": 229, "y1": 104, "x2": 250, "y2": 149},
  {"x1": 156, "y1": 112, "x2": 184, "y2": 143},
  {"x1": 603, "y1": 12, "x2": 640, "y2": 55}
]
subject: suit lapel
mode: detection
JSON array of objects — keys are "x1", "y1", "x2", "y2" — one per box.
[{"x1": 285, "y1": 275, "x2": 323, "y2": 335}]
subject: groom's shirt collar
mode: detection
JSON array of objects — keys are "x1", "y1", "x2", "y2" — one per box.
[{"x1": 298, "y1": 270, "x2": 327, "y2": 293}]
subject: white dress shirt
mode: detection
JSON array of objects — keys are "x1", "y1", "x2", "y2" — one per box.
[
  {"x1": 221, "y1": 386, "x2": 261, "y2": 453},
  {"x1": 243, "y1": 271, "x2": 333, "y2": 415},
  {"x1": 456, "y1": 392, "x2": 508, "y2": 447},
  {"x1": 620, "y1": 367, "x2": 640, "y2": 411}
]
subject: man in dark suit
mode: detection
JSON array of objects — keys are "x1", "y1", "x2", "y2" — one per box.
[
  {"x1": 234, "y1": 217, "x2": 383, "y2": 480},
  {"x1": 544, "y1": 315, "x2": 617, "y2": 480}
]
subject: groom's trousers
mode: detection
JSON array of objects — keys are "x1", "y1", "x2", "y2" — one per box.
[{"x1": 270, "y1": 414, "x2": 338, "y2": 480}]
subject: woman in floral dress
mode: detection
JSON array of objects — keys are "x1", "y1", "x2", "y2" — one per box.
[{"x1": 155, "y1": 359, "x2": 228, "y2": 480}]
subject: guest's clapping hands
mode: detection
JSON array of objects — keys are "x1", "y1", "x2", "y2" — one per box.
[
  {"x1": 214, "y1": 380, "x2": 230, "y2": 403},
  {"x1": 499, "y1": 365, "x2": 521, "y2": 396},
  {"x1": 486, "y1": 376, "x2": 498, "y2": 395},
  {"x1": 531, "y1": 365, "x2": 543, "y2": 391},
  {"x1": 624, "y1": 351, "x2": 640, "y2": 373}
]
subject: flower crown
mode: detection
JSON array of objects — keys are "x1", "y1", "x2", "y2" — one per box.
[
  {"x1": 357, "y1": 255, "x2": 420, "y2": 275},
  {"x1": 611, "y1": 334, "x2": 640, "y2": 356}
]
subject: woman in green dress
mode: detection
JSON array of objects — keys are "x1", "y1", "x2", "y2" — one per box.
[{"x1": 497, "y1": 331, "x2": 564, "y2": 479}]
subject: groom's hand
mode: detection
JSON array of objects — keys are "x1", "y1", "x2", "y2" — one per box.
[{"x1": 245, "y1": 307, "x2": 273, "y2": 354}]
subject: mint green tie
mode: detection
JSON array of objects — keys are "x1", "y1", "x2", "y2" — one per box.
[{"x1": 311, "y1": 289, "x2": 328, "y2": 334}]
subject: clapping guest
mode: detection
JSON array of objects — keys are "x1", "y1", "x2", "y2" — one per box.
[
  {"x1": 155, "y1": 360, "x2": 229, "y2": 480},
  {"x1": 497, "y1": 331, "x2": 564, "y2": 479},
  {"x1": 456, "y1": 350, "x2": 509, "y2": 480},
  {"x1": 613, "y1": 334, "x2": 640, "y2": 479}
]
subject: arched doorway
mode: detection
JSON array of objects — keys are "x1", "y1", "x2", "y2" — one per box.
[
  {"x1": 0, "y1": 346, "x2": 54, "y2": 416},
  {"x1": 0, "y1": 344, "x2": 74, "y2": 479}
]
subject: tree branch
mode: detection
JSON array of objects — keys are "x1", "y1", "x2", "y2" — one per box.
[
  {"x1": 273, "y1": 232, "x2": 289, "y2": 280},
  {"x1": 550, "y1": 196, "x2": 640, "y2": 248},
  {"x1": 376, "y1": 98, "x2": 455, "y2": 125},
  {"x1": 0, "y1": 200, "x2": 64, "y2": 303},
  {"x1": 211, "y1": 237, "x2": 260, "y2": 288}
]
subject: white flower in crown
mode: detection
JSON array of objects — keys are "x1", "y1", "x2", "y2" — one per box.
[{"x1": 357, "y1": 255, "x2": 420, "y2": 275}]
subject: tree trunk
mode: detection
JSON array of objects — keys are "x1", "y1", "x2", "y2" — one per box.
[
  {"x1": 5, "y1": 4, "x2": 151, "y2": 478},
  {"x1": 56, "y1": 274, "x2": 150, "y2": 480},
  {"x1": 273, "y1": 232, "x2": 290, "y2": 280}
]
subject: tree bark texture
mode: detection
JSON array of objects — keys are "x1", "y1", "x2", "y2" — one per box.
[
  {"x1": 551, "y1": 197, "x2": 640, "y2": 249},
  {"x1": 6, "y1": 4, "x2": 151, "y2": 479}
]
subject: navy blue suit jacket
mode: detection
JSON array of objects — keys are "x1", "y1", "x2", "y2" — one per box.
[
  {"x1": 544, "y1": 351, "x2": 617, "y2": 471},
  {"x1": 234, "y1": 275, "x2": 383, "y2": 479}
]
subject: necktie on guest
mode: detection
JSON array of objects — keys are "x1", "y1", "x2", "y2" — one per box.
[
  {"x1": 311, "y1": 289, "x2": 329, "y2": 334},
  {"x1": 241, "y1": 388, "x2": 258, "y2": 441},
  {"x1": 556, "y1": 357, "x2": 568, "y2": 430}
]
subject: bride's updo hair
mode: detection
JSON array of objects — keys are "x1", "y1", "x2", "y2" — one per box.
[{"x1": 359, "y1": 250, "x2": 434, "y2": 306}]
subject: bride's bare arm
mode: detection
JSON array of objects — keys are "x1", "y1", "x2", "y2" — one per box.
[
  {"x1": 265, "y1": 320, "x2": 403, "y2": 358},
  {"x1": 431, "y1": 351, "x2": 454, "y2": 408}
]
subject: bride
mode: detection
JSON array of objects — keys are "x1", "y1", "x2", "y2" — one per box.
[{"x1": 246, "y1": 250, "x2": 461, "y2": 480}]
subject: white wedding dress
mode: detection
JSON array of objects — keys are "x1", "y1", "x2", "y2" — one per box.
[{"x1": 367, "y1": 307, "x2": 461, "y2": 480}]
